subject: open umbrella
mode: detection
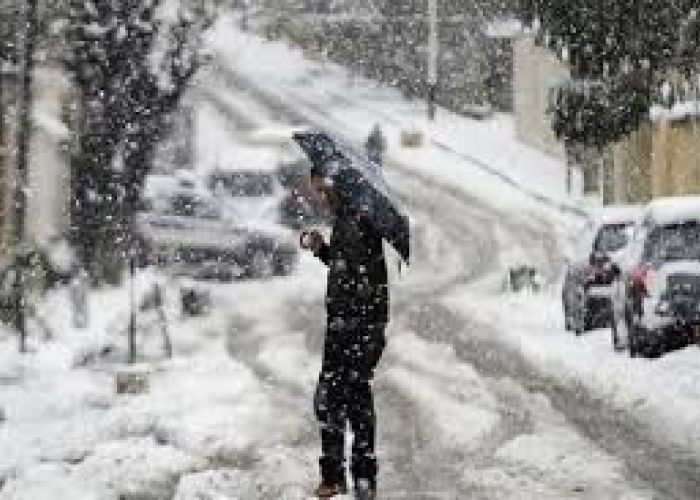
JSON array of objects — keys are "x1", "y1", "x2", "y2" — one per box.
[{"x1": 293, "y1": 130, "x2": 410, "y2": 264}]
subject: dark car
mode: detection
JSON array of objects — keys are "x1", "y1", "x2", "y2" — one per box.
[
  {"x1": 563, "y1": 209, "x2": 638, "y2": 336},
  {"x1": 611, "y1": 197, "x2": 700, "y2": 357}
]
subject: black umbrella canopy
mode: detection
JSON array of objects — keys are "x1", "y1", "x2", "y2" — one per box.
[{"x1": 293, "y1": 130, "x2": 410, "y2": 263}]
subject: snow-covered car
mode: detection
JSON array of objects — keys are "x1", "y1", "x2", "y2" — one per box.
[
  {"x1": 206, "y1": 146, "x2": 291, "y2": 228},
  {"x1": 241, "y1": 126, "x2": 329, "y2": 229},
  {"x1": 563, "y1": 206, "x2": 639, "y2": 336},
  {"x1": 611, "y1": 197, "x2": 700, "y2": 357},
  {"x1": 136, "y1": 172, "x2": 297, "y2": 279},
  {"x1": 237, "y1": 126, "x2": 328, "y2": 228}
]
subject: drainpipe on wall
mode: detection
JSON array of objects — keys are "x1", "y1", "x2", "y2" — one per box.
[
  {"x1": 565, "y1": 140, "x2": 573, "y2": 195},
  {"x1": 427, "y1": 0, "x2": 437, "y2": 120}
]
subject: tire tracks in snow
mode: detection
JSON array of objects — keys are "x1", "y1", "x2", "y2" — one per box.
[{"x1": 196, "y1": 61, "x2": 697, "y2": 498}]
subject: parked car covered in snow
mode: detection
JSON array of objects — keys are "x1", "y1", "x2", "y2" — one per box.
[
  {"x1": 207, "y1": 145, "x2": 295, "y2": 226},
  {"x1": 562, "y1": 206, "x2": 639, "y2": 336},
  {"x1": 136, "y1": 171, "x2": 297, "y2": 279},
  {"x1": 235, "y1": 127, "x2": 328, "y2": 228},
  {"x1": 611, "y1": 197, "x2": 700, "y2": 357}
]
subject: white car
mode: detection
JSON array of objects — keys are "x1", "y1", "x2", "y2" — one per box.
[
  {"x1": 207, "y1": 145, "x2": 293, "y2": 227},
  {"x1": 611, "y1": 196, "x2": 700, "y2": 357},
  {"x1": 237, "y1": 126, "x2": 328, "y2": 228},
  {"x1": 136, "y1": 172, "x2": 297, "y2": 279}
]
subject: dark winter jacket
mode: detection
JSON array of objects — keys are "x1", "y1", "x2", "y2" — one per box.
[{"x1": 315, "y1": 208, "x2": 389, "y2": 328}]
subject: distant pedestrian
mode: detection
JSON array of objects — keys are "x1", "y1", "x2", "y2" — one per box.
[{"x1": 365, "y1": 124, "x2": 387, "y2": 168}]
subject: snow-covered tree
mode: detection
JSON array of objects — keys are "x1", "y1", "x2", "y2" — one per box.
[
  {"x1": 63, "y1": 0, "x2": 214, "y2": 277},
  {"x1": 0, "y1": 0, "x2": 20, "y2": 64},
  {"x1": 518, "y1": 0, "x2": 700, "y2": 147}
]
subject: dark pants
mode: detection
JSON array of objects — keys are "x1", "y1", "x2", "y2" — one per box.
[{"x1": 314, "y1": 322, "x2": 386, "y2": 485}]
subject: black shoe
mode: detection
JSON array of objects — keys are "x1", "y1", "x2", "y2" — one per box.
[{"x1": 354, "y1": 478, "x2": 376, "y2": 500}]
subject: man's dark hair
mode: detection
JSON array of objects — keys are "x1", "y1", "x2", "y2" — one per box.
[{"x1": 310, "y1": 163, "x2": 326, "y2": 179}]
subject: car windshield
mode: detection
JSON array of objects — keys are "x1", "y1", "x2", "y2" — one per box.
[
  {"x1": 210, "y1": 172, "x2": 275, "y2": 196},
  {"x1": 593, "y1": 223, "x2": 633, "y2": 253},
  {"x1": 164, "y1": 193, "x2": 220, "y2": 219},
  {"x1": 643, "y1": 222, "x2": 700, "y2": 263}
]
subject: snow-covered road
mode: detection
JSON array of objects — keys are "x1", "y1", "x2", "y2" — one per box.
[{"x1": 183, "y1": 29, "x2": 697, "y2": 498}]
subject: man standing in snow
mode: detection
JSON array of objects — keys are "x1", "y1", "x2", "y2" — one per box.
[{"x1": 301, "y1": 167, "x2": 388, "y2": 500}]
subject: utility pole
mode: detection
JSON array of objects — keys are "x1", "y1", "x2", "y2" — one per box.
[
  {"x1": 15, "y1": 0, "x2": 38, "y2": 353},
  {"x1": 128, "y1": 255, "x2": 136, "y2": 363},
  {"x1": 240, "y1": 0, "x2": 249, "y2": 32},
  {"x1": 427, "y1": 0, "x2": 438, "y2": 120}
]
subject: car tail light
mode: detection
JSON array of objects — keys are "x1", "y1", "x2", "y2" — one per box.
[
  {"x1": 585, "y1": 262, "x2": 613, "y2": 283},
  {"x1": 630, "y1": 263, "x2": 652, "y2": 296}
]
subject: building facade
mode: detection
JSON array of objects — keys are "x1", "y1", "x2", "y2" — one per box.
[
  {"x1": 0, "y1": 65, "x2": 18, "y2": 265},
  {"x1": 26, "y1": 64, "x2": 75, "y2": 247},
  {"x1": 512, "y1": 33, "x2": 569, "y2": 159},
  {"x1": 608, "y1": 108, "x2": 700, "y2": 204},
  {"x1": 0, "y1": 61, "x2": 77, "y2": 265}
]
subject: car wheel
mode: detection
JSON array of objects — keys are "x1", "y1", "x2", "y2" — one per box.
[
  {"x1": 571, "y1": 285, "x2": 589, "y2": 336},
  {"x1": 250, "y1": 250, "x2": 274, "y2": 278},
  {"x1": 573, "y1": 311, "x2": 583, "y2": 335},
  {"x1": 574, "y1": 313, "x2": 587, "y2": 336},
  {"x1": 274, "y1": 255, "x2": 295, "y2": 276},
  {"x1": 610, "y1": 303, "x2": 628, "y2": 352},
  {"x1": 628, "y1": 322, "x2": 645, "y2": 358},
  {"x1": 573, "y1": 302, "x2": 588, "y2": 336},
  {"x1": 563, "y1": 301, "x2": 572, "y2": 331}
]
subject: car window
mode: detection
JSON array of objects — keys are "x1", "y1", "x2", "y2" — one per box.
[
  {"x1": 643, "y1": 222, "x2": 700, "y2": 263},
  {"x1": 593, "y1": 223, "x2": 633, "y2": 253},
  {"x1": 209, "y1": 172, "x2": 275, "y2": 196},
  {"x1": 166, "y1": 194, "x2": 220, "y2": 219}
]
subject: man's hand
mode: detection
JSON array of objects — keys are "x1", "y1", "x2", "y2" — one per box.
[{"x1": 300, "y1": 230, "x2": 325, "y2": 253}]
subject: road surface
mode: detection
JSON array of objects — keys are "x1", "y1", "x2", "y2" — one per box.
[{"x1": 192, "y1": 58, "x2": 700, "y2": 499}]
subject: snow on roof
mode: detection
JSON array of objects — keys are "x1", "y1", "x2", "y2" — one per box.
[
  {"x1": 244, "y1": 126, "x2": 302, "y2": 146},
  {"x1": 174, "y1": 170, "x2": 200, "y2": 188},
  {"x1": 143, "y1": 175, "x2": 178, "y2": 199},
  {"x1": 591, "y1": 205, "x2": 642, "y2": 226},
  {"x1": 644, "y1": 196, "x2": 700, "y2": 225},
  {"x1": 650, "y1": 101, "x2": 700, "y2": 122},
  {"x1": 143, "y1": 171, "x2": 209, "y2": 200},
  {"x1": 485, "y1": 19, "x2": 523, "y2": 38},
  {"x1": 214, "y1": 145, "x2": 283, "y2": 173}
]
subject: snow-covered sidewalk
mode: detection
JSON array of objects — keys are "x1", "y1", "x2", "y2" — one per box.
[{"x1": 0, "y1": 269, "x2": 321, "y2": 499}]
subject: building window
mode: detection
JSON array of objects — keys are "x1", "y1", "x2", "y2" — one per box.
[{"x1": 583, "y1": 163, "x2": 600, "y2": 195}]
